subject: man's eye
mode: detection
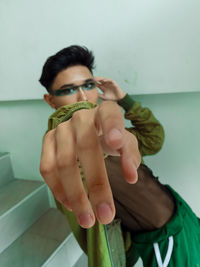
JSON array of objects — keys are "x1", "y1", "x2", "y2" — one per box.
[
  {"x1": 84, "y1": 82, "x2": 95, "y2": 90},
  {"x1": 59, "y1": 88, "x2": 73, "y2": 95}
]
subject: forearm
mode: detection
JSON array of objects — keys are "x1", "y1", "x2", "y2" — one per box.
[{"x1": 118, "y1": 94, "x2": 165, "y2": 156}]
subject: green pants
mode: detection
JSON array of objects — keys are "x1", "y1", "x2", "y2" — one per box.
[{"x1": 127, "y1": 185, "x2": 200, "y2": 267}]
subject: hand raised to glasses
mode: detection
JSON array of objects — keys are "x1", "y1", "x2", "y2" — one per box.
[
  {"x1": 94, "y1": 76, "x2": 126, "y2": 101},
  {"x1": 40, "y1": 83, "x2": 141, "y2": 229}
]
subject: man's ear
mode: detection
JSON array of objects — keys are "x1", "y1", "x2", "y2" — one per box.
[{"x1": 43, "y1": 94, "x2": 56, "y2": 109}]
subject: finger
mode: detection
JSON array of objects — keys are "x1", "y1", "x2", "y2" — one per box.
[
  {"x1": 40, "y1": 130, "x2": 71, "y2": 210},
  {"x1": 52, "y1": 180, "x2": 72, "y2": 211},
  {"x1": 95, "y1": 77, "x2": 115, "y2": 86},
  {"x1": 55, "y1": 121, "x2": 95, "y2": 228},
  {"x1": 94, "y1": 77, "x2": 113, "y2": 82},
  {"x1": 98, "y1": 93, "x2": 107, "y2": 100},
  {"x1": 95, "y1": 81, "x2": 106, "y2": 92},
  {"x1": 94, "y1": 76, "x2": 107, "y2": 82},
  {"x1": 95, "y1": 102, "x2": 141, "y2": 183},
  {"x1": 72, "y1": 109, "x2": 115, "y2": 225},
  {"x1": 118, "y1": 130, "x2": 141, "y2": 184},
  {"x1": 94, "y1": 77, "x2": 111, "y2": 86},
  {"x1": 95, "y1": 101, "x2": 125, "y2": 150}
]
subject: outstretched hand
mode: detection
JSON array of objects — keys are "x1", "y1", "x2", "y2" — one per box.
[{"x1": 40, "y1": 101, "x2": 141, "y2": 229}]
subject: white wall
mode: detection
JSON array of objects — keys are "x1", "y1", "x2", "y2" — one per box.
[{"x1": 1, "y1": 0, "x2": 200, "y2": 101}]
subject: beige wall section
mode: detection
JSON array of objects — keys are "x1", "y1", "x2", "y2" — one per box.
[{"x1": 0, "y1": 92, "x2": 200, "y2": 215}]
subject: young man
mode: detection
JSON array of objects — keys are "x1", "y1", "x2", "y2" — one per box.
[{"x1": 39, "y1": 45, "x2": 200, "y2": 266}]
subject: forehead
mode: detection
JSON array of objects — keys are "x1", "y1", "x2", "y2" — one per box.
[{"x1": 52, "y1": 65, "x2": 93, "y2": 90}]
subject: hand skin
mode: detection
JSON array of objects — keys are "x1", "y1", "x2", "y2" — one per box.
[
  {"x1": 94, "y1": 77, "x2": 126, "y2": 101},
  {"x1": 41, "y1": 67, "x2": 141, "y2": 229},
  {"x1": 40, "y1": 101, "x2": 141, "y2": 229}
]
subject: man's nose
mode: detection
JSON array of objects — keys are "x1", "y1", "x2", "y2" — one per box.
[{"x1": 77, "y1": 87, "x2": 88, "y2": 101}]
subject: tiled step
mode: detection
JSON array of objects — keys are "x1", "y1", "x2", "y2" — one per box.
[
  {"x1": 73, "y1": 253, "x2": 88, "y2": 267},
  {"x1": 0, "y1": 152, "x2": 86, "y2": 266},
  {"x1": 0, "y1": 152, "x2": 14, "y2": 187},
  {"x1": 0, "y1": 178, "x2": 49, "y2": 254},
  {"x1": 42, "y1": 231, "x2": 84, "y2": 267},
  {"x1": 0, "y1": 208, "x2": 74, "y2": 267}
]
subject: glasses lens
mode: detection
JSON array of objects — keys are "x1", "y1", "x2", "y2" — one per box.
[
  {"x1": 83, "y1": 81, "x2": 96, "y2": 90},
  {"x1": 51, "y1": 81, "x2": 96, "y2": 96},
  {"x1": 54, "y1": 88, "x2": 74, "y2": 96}
]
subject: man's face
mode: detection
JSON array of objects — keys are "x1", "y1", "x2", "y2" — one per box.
[{"x1": 44, "y1": 65, "x2": 98, "y2": 109}]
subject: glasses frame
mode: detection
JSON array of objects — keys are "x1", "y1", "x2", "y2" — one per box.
[{"x1": 49, "y1": 80, "x2": 96, "y2": 97}]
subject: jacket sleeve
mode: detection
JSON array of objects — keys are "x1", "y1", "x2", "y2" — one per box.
[{"x1": 117, "y1": 94, "x2": 165, "y2": 157}]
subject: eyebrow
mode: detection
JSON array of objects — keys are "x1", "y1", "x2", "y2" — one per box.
[{"x1": 58, "y1": 79, "x2": 94, "y2": 90}]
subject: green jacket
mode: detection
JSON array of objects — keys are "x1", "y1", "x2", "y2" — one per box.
[{"x1": 46, "y1": 94, "x2": 165, "y2": 267}]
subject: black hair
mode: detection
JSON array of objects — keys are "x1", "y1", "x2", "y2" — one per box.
[{"x1": 39, "y1": 45, "x2": 95, "y2": 92}]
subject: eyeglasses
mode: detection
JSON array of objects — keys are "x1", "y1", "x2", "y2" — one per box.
[{"x1": 50, "y1": 80, "x2": 96, "y2": 96}]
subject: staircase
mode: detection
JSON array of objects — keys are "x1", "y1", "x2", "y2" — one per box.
[{"x1": 0, "y1": 152, "x2": 88, "y2": 267}]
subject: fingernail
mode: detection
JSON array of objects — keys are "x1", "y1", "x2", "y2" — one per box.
[
  {"x1": 97, "y1": 203, "x2": 113, "y2": 224},
  {"x1": 78, "y1": 213, "x2": 93, "y2": 228},
  {"x1": 108, "y1": 129, "x2": 122, "y2": 140}
]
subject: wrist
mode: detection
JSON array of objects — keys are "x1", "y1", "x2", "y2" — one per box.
[
  {"x1": 117, "y1": 91, "x2": 126, "y2": 101},
  {"x1": 117, "y1": 94, "x2": 135, "y2": 112}
]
